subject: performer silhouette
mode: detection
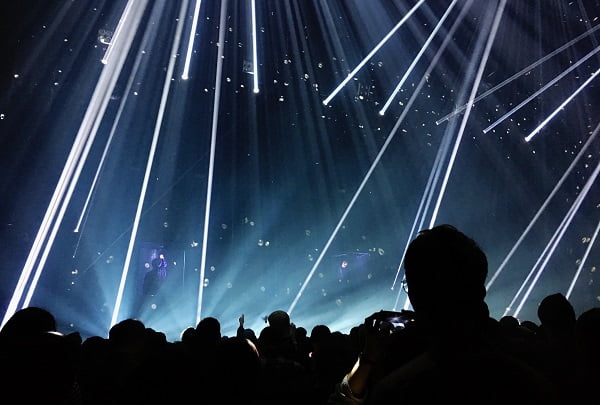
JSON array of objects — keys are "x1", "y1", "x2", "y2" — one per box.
[{"x1": 143, "y1": 253, "x2": 167, "y2": 296}]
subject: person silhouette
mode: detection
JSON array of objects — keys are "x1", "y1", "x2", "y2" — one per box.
[
  {"x1": 369, "y1": 225, "x2": 558, "y2": 404},
  {"x1": 143, "y1": 254, "x2": 167, "y2": 297},
  {"x1": 330, "y1": 224, "x2": 558, "y2": 404}
]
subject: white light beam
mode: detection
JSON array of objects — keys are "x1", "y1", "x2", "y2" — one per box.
[
  {"x1": 251, "y1": 0, "x2": 259, "y2": 93},
  {"x1": 379, "y1": 0, "x2": 458, "y2": 116},
  {"x1": 322, "y1": 0, "x2": 426, "y2": 106},
  {"x1": 512, "y1": 160, "x2": 600, "y2": 318},
  {"x1": 430, "y1": 0, "x2": 507, "y2": 227},
  {"x1": 436, "y1": 23, "x2": 600, "y2": 125},
  {"x1": 182, "y1": 0, "x2": 202, "y2": 80},
  {"x1": 102, "y1": 0, "x2": 135, "y2": 65},
  {"x1": 525, "y1": 68, "x2": 600, "y2": 142},
  {"x1": 110, "y1": 0, "x2": 189, "y2": 329},
  {"x1": 196, "y1": 0, "x2": 228, "y2": 325},
  {"x1": 487, "y1": 121, "x2": 600, "y2": 291},
  {"x1": 566, "y1": 218, "x2": 600, "y2": 299},
  {"x1": 483, "y1": 46, "x2": 600, "y2": 134}
]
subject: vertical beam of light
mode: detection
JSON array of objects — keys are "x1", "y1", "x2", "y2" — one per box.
[
  {"x1": 430, "y1": 0, "x2": 507, "y2": 228},
  {"x1": 1, "y1": 0, "x2": 149, "y2": 329},
  {"x1": 512, "y1": 161, "x2": 600, "y2": 318},
  {"x1": 483, "y1": 46, "x2": 600, "y2": 134},
  {"x1": 251, "y1": 0, "x2": 259, "y2": 93},
  {"x1": 286, "y1": 0, "x2": 475, "y2": 316},
  {"x1": 111, "y1": 0, "x2": 190, "y2": 329},
  {"x1": 388, "y1": 0, "x2": 472, "y2": 295},
  {"x1": 379, "y1": 0, "x2": 458, "y2": 116},
  {"x1": 525, "y1": 68, "x2": 600, "y2": 142},
  {"x1": 196, "y1": 0, "x2": 228, "y2": 326},
  {"x1": 102, "y1": 0, "x2": 135, "y2": 65},
  {"x1": 182, "y1": 0, "x2": 202, "y2": 80},
  {"x1": 566, "y1": 219, "x2": 600, "y2": 299},
  {"x1": 436, "y1": 23, "x2": 600, "y2": 125},
  {"x1": 322, "y1": 0, "x2": 426, "y2": 106},
  {"x1": 486, "y1": 121, "x2": 600, "y2": 290}
]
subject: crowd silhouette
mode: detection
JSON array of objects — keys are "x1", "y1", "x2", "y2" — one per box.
[{"x1": 1, "y1": 225, "x2": 598, "y2": 404}]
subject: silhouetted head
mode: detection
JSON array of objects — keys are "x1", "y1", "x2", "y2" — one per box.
[
  {"x1": 537, "y1": 293, "x2": 576, "y2": 333},
  {"x1": 310, "y1": 324, "x2": 331, "y2": 345},
  {"x1": 404, "y1": 225, "x2": 488, "y2": 319},
  {"x1": 0, "y1": 307, "x2": 57, "y2": 340},
  {"x1": 267, "y1": 310, "x2": 290, "y2": 328},
  {"x1": 196, "y1": 316, "x2": 221, "y2": 345},
  {"x1": 108, "y1": 318, "x2": 146, "y2": 350}
]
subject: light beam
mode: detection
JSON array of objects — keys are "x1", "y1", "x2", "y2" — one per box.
[
  {"x1": 379, "y1": 0, "x2": 458, "y2": 116},
  {"x1": 196, "y1": 0, "x2": 228, "y2": 325},
  {"x1": 251, "y1": 0, "x2": 259, "y2": 93},
  {"x1": 487, "y1": 121, "x2": 600, "y2": 291},
  {"x1": 182, "y1": 0, "x2": 202, "y2": 80},
  {"x1": 322, "y1": 0, "x2": 426, "y2": 106},
  {"x1": 512, "y1": 160, "x2": 600, "y2": 318},
  {"x1": 110, "y1": 0, "x2": 189, "y2": 329},
  {"x1": 436, "y1": 23, "x2": 600, "y2": 125},
  {"x1": 525, "y1": 68, "x2": 600, "y2": 142},
  {"x1": 430, "y1": 0, "x2": 507, "y2": 227},
  {"x1": 483, "y1": 46, "x2": 600, "y2": 134}
]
